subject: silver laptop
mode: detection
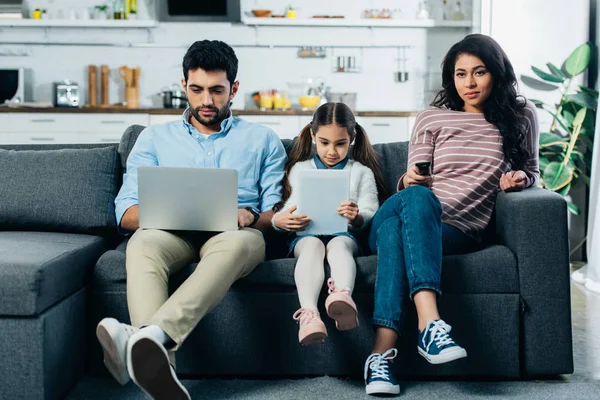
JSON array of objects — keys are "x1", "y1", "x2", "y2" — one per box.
[{"x1": 138, "y1": 166, "x2": 238, "y2": 232}]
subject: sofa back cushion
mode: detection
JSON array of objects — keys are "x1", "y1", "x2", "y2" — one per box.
[
  {"x1": 118, "y1": 125, "x2": 409, "y2": 195},
  {"x1": 0, "y1": 146, "x2": 120, "y2": 234}
]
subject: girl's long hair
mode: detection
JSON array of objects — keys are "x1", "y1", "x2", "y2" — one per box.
[
  {"x1": 274, "y1": 102, "x2": 388, "y2": 211},
  {"x1": 431, "y1": 33, "x2": 529, "y2": 170}
]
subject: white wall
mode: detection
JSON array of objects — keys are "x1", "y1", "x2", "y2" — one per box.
[
  {"x1": 0, "y1": 0, "x2": 474, "y2": 110},
  {"x1": 485, "y1": 0, "x2": 590, "y2": 130},
  {"x1": 482, "y1": 0, "x2": 591, "y2": 261}
]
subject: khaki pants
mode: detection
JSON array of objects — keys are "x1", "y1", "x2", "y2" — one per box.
[{"x1": 126, "y1": 228, "x2": 265, "y2": 349}]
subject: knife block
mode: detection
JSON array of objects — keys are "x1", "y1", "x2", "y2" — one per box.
[{"x1": 126, "y1": 86, "x2": 139, "y2": 109}]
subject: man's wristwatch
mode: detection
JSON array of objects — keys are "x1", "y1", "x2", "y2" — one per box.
[{"x1": 244, "y1": 207, "x2": 260, "y2": 228}]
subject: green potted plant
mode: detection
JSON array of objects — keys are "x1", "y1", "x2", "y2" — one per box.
[{"x1": 525, "y1": 43, "x2": 597, "y2": 214}]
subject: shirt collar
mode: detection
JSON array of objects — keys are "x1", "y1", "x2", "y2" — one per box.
[
  {"x1": 182, "y1": 108, "x2": 233, "y2": 139},
  {"x1": 313, "y1": 155, "x2": 349, "y2": 170}
]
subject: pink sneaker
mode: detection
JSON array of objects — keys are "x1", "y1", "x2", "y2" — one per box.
[
  {"x1": 325, "y1": 278, "x2": 359, "y2": 331},
  {"x1": 293, "y1": 308, "x2": 328, "y2": 346}
]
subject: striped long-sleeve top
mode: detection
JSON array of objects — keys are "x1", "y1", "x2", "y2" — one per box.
[{"x1": 400, "y1": 101, "x2": 540, "y2": 241}]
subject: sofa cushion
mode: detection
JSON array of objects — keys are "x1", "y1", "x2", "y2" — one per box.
[
  {"x1": 117, "y1": 125, "x2": 145, "y2": 173},
  {"x1": 93, "y1": 243, "x2": 518, "y2": 294},
  {"x1": 373, "y1": 141, "x2": 408, "y2": 195},
  {"x1": 0, "y1": 231, "x2": 108, "y2": 316},
  {"x1": 0, "y1": 146, "x2": 119, "y2": 235}
]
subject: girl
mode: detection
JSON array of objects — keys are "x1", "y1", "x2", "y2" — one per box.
[
  {"x1": 272, "y1": 102, "x2": 388, "y2": 346},
  {"x1": 363, "y1": 34, "x2": 540, "y2": 396}
]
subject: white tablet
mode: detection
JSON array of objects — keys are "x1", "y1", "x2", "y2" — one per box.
[{"x1": 296, "y1": 170, "x2": 350, "y2": 236}]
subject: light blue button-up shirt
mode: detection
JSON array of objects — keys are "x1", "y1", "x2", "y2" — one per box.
[{"x1": 114, "y1": 109, "x2": 287, "y2": 229}]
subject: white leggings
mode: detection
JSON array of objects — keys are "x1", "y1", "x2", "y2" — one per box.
[{"x1": 293, "y1": 235, "x2": 359, "y2": 310}]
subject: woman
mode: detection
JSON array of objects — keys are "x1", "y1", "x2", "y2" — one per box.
[{"x1": 363, "y1": 34, "x2": 539, "y2": 396}]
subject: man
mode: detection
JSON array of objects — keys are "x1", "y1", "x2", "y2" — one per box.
[{"x1": 96, "y1": 40, "x2": 287, "y2": 399}]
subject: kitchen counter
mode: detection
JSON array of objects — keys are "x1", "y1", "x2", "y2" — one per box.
[{"x1": 0, "y1": 107, "x2": 418, "y2": 117}]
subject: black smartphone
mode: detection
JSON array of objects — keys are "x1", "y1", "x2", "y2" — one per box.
[{"x1": 415, "y1": 161, "x2": 431, "y2": 176}]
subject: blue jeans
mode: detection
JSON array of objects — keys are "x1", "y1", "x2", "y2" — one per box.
[{"x1": 369, "y1": 186, "x2": 477, "y2": 333}]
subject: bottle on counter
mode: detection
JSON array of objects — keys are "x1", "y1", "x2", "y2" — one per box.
[
  {"x1": 451, "y1": 1, "x2": 465, "y2": 20},
  {"x1": 113, "y1": 0, "x2": 125, "y2": 20},
  {"x1": 128, "y1": 0, "x2": 138, "y2": 20}
]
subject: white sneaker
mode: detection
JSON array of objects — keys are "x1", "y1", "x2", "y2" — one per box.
[
  {"x1": 96, "y1": 318, "x2": 140, "y2": 385},
  {"x1": 127, "y1": 332, "x2": 190, "y2": 400}
]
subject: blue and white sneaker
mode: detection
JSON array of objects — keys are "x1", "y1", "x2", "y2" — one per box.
[
  {"x1": 417, "y1": 319, "x2": 467, "y2": 364},
  {"x1": 364, "y1": 348, "x2": 400, "y2": 396}
]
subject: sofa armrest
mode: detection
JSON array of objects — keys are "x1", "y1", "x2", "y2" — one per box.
[{"x1": 495, "y1": 187, "x2": 573, "y2": 376}]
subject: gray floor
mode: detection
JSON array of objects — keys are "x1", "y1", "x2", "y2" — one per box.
[{"x1": 66, "y1": 279, "x2": 600, "y2": 400}]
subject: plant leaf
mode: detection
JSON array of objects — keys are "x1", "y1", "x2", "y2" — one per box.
[
  {"x1": 521, "y1": 75, "x2": 560, "y2": 91},
  {"x1": 567, "y1": 201, "x2": 581, "y2": 215},
  {"x1": 562, "y1": 109, "x2": 575, "y2": 126},
  {"x1": 566, "y1": 93, "x2": 598, "y2": 110},
  {"x1": 543, "y1": 108, "x2": 570, "y2": 132},
  {"x1": 543, "y1": 162, "x2": 573, "y2": 191},
  {"x1": 540, "y1": 132, "x2": 569, "y2": 148},
  {"x1": 532, "y1": 65, "x2": 565, "y2": 83},
  {"x1": 565, "y1": 43, "x2": 591, "y2": 76},
  {"x1": 579, "y1": 85, "x2": 600, "y2": 97},
  {"x1": 539, "y1": 156, "x2": 550, "y2": 172},
  {"x1": 558, "y1": 183, "x2": 571, "y2": 196},
  {"x1": 547, "y1": 62, "x2": 567, "y2": 79},
  {"x1": 529, "y1": 98, "x2": 545, "y2": 108},
  {"x1": 573, "y1": 107, "x2": 587, "y2": 126}
]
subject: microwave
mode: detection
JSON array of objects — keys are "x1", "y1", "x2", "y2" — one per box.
[
  {"x1": 157, "y1": 0, "x2": 241, "y2": 22},
  {"x1": 0, "y1": 68, "x2": 32, "y2": 105}
]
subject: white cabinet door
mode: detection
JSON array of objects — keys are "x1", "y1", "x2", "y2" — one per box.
[
  {"x1": 149, "y1": 114, "x2": 181, "y2": 126},
  {"x1": 0, "y1": 114, "x2": 10, "y2": 133},
  {"x1": 238, "y1": 115, "x2": 301, "y2": 139},
  {"x1": 83, "y1": 114, "x2": 149, "y2": 133},
  {"x1": 0, "y1": 133, "x2": 12, "y2": 144},
  {"x1": 78, "y1": 132, "x2": 125, "y2": 144},
  {"x1": 5, "y1": 113, "x2": 148, "y2": 144},
  {"x1": 8, "y1": 113, "x2": 147, "y2": 133},
  {"x1": 8, "y1": 133, "x2": 80, "y2": 144},
  {"x1": 9, "y1": 113, "x2": 72, "y2": 133},
  {"x1": 356, "y1": 117, "x2": 410, "y2": 144}
]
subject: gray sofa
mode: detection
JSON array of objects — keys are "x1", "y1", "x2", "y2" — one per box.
[{"x1": 0, "y1": 124, "x2": 573, "y2": 400}]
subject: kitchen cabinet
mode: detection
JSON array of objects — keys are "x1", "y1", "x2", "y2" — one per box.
[
  {"x1": 4, "y1": 113, "x2": 148, "y2": 144},
  {"x1": 149, "y1": 114, "x2": 181, "y2": 126},
  {"x1": 0, "y1": 112, "x2": 415, "y2": 144},
  {"x1": 237, "y1": 115, "x2": 301, "y2": 140},
  {"x1": 356, "y1": 117, "x2": 410, "y2": 144}
]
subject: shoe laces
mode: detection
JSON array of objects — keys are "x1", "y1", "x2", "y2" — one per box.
[
  {"x1": 424, "y1": 320, "x2": 455, "y2": 352},
  {"x1": 327, "y1": 278, "x2": 350, "y2": 295},
  {"x1": 364, "y1": 348, "x2": 398, "y2": 381},
  {"x1": 293, "y1": 308, "x2": 321, "y2": 326},
  {"x1": 123, "y1": 324, "x2": 139, "y2": 338}
]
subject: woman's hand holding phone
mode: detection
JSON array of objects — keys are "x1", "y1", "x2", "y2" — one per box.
[{"x1": 273, "y1": 205, "x2": 311, "y2": 232}]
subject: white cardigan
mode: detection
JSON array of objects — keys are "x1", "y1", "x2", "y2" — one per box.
[{"x1": 277, "y1": 159, "x2": 379, "y2": 232}]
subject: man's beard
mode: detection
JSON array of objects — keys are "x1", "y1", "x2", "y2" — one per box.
[{"x1": 190, "y1": 103, "x2": 230, "y2": 127}]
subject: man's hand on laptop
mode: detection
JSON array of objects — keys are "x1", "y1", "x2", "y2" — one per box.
[{"x1": 238, "y1": 209, "x2": 255, "y2": 228}]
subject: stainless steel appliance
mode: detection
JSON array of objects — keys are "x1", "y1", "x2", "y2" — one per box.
[
  {"x1": 157, "y1": 0, "x2": 241, "y2": 22},
  {"x1": 0, "y1": 68, "x2": 32, "y2": 105},
  {"x1": 0, "y1": 0, "x2": 23, "y2": 19},
  {"x1": 53, "y1": 80, "x2": 80, "y2": 107},
  {"x1": 160, "y1": 85, "x2": 188, "y2": 109}
]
